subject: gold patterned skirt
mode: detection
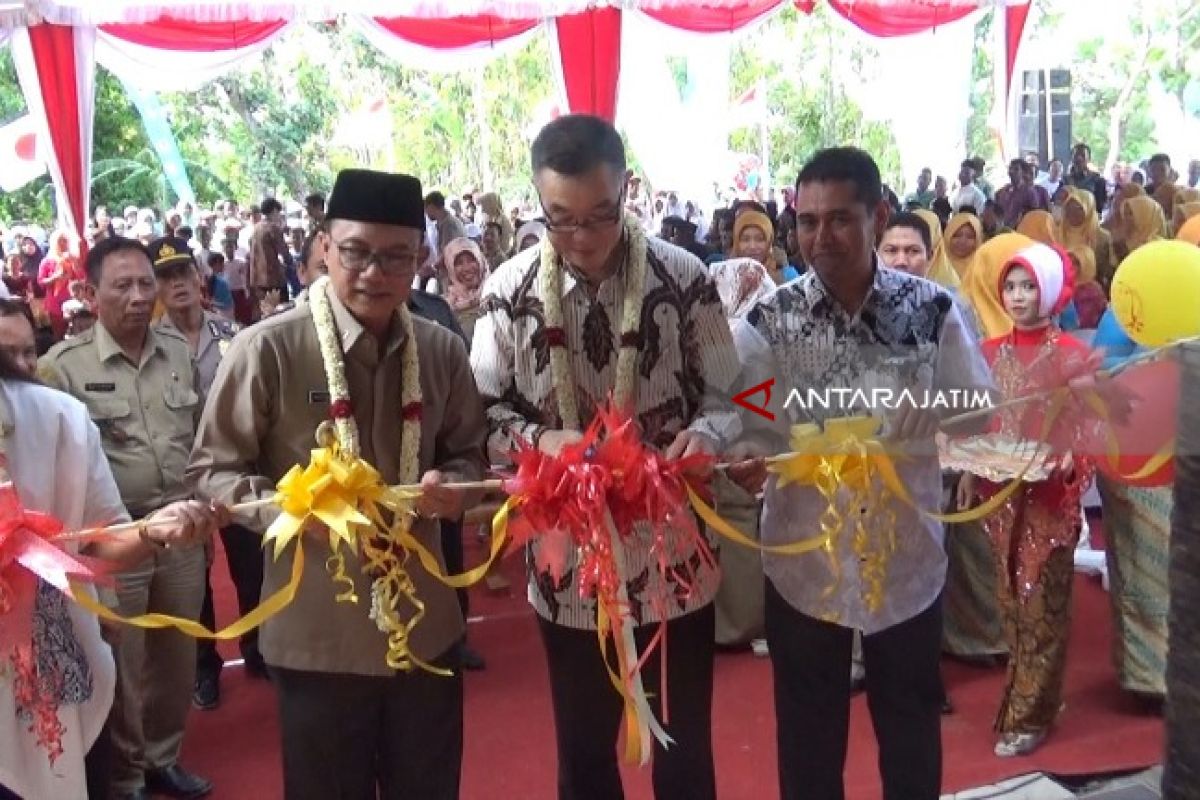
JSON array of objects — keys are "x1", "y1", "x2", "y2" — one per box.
[{"x1": 984, "y1": 490, "x2": 1080, "y2": 734}]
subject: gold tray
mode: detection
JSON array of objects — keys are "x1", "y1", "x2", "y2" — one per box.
[{"x1": 939, "y1": 434, "x2": 1058, "y2": 482}]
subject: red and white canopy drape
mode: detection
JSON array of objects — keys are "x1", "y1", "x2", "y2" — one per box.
[
  {"x1": 10, "y1": 23, "x2": 94, "y2": 239},
  {"x1": 1, "y1": 0, "x2": 1031, "y2": 236}
]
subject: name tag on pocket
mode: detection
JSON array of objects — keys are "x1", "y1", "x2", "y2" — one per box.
[
  {"x1": 308, "y1": 390, "x2": 331, "y2": 404},
  {"x1": 85, "y1": 382, "x2": 116, "y2": 393}
]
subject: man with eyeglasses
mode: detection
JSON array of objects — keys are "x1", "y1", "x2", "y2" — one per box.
[
  {"x1": 188, "y1": 168, "x2": 488, "y2": 800},
  {"x1": 471, "y1": 114, "x2": 740, "y2": 799}
]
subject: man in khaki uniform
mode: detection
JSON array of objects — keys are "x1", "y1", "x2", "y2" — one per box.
[
  {"x1": 187, "y1": 168, "x2": 488, "y2": 800},
  {"x1": 40, "y1": 237, "x2": 212, "y2": 800},
  {"x1": 151, "y1": 237, "x2": 265, "y2": 712}
]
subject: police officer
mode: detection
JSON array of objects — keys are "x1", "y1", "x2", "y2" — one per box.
[
  {"x1": 41, "y1": 236, "x2": 213, "y2": 800},
  {"x1": 151, "y1": 237, "x2": 266, "y2": 712}
]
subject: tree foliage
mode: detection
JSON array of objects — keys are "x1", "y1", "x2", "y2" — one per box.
[
  {"x1": 728, "y1": 4, "x2": 900, "y2": 189},
  {"x1": 2, "y1": 4, "x2": 1198, "y2": 225}
]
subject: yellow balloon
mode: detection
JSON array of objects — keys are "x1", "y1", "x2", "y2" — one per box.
[{"x1": 1111, "y1": 240, "x2": 1200, "y2": 347}]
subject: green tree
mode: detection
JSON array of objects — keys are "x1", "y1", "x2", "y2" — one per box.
[
  {"x1": 1062, "y1": 0, "x2": 1200, "y2": 172},
  {"x1": 727, "y1": 4, "x2": 900, "y2": 189}
]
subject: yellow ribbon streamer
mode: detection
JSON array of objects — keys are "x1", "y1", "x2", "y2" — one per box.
[
  {"x1": 1078, "y1": 386, "x2": 1176, "y2": 483},
  {"x1": 70, "y1": 538, "x2": 305, "y2": 638}
]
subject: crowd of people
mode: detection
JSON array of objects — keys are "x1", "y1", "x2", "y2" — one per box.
[{"x1": 0, "y1": 113, "x2": 1196, "y2": 800}]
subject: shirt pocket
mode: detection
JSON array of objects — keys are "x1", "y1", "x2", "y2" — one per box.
[
  {"x1": 163, "y1": 386, "x2": 200, "y2": 415},
  {"x1": 86, "y1": 398, "x2": 133, "y2": 445}
]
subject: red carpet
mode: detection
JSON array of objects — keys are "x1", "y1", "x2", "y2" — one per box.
[{"x1": 186, "y1": 532, "x2": 1164, "y2": 800}]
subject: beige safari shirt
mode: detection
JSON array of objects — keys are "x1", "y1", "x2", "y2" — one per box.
[
  {"x1": 155, "y1": 310, "x2": 240, "y2": 401},
  {"x1": 40, "y1": 322, "x2": 199, "y2": 515},
  {"x1": 186, "y1": 283, "x2": 488, "y2": 675}
]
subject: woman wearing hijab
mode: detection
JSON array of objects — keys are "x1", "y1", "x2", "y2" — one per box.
[
  {"x1": 709, "y1": 258, "x2": 774, "y2": 654},
  {"x1": 959, "y1": 243, "x2": 1088, "y2": 757},
  {"x1": 1058, "y1": 188, "x2": 1117, "y2": 291},
  {"x1": 18, "y1": 236, "x2": 43, "y2": 298},
  {"x1": 961, "y1": 233, "x2": 1036, "y2": 339},
  {"x1": 1015, "y1": 210, "x2": 1059, "y2": 247},
  {"x1": 476, "y1": 192, "x2": 514, "y2": 255},
  {"x1": 442, "y1": 237, "x2": 489, "y2": 343},
  {"x1": 1177, "y1": 213, "x2": 1200, "y2": 246},
  {"x1": 1103, "y1": 183, "x2": 1145, "y2": 248},
  {"x1": 514, "y1": 220, "x2": 546, "y2": 253},
  {"x1": 1090, "y1": 208, "x2": 1174, "y2": 701},
  {"x1": 37, "y1": 229, "x2": 85, "y2": 340},
  {"x1": 732, "y1": 210, "x2": 797, "y2": 284},
  {"x1": 930, "y1": 213, "x2": 984, "y2": 281},
  {"x1": 1117, "y1": 195, "x2": 1169, "y2": 261},
  {"x1": 1056, "y1": 247, "x2": 1105, "y2": 331},
  {"x1": 1171, "y1": 188, "x2": 1200, "y2": 234},
  {"x1": 914, "y1": 209, "x2": 944, "y2": 255}
]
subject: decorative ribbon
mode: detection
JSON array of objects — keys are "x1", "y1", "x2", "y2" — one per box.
[
  {"x1": 70, "y1": 540, "x2": 304, "y2": 640},
  {"x1": 0, "y1": 483, "x2": 110, "y2": 763},
  {"x1": 497, "y1": 404, "x2": 715, "y2": 764}
]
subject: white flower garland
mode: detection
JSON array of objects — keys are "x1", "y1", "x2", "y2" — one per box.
[
  {"x1": 540, "y1": 214, "x2": 647, "y2": 429},
  {"x1": 309, "y1": 274, "x2": 421, "y2": 485}
]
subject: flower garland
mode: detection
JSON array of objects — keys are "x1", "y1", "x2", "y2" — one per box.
[
  {"x1": 309, "y1": 276, "x2": 435, "y2": 670},
  {"x1": 540, "y1": 214, "x2": 647, "y2": 428}
]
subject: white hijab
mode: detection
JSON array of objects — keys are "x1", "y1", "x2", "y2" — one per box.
[{"x1": 710, "y1": 257, "x2": 775, "y2": 318}]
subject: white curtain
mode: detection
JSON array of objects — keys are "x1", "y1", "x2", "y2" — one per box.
[{"x1": 94, "y1": 22, "x2": 295, "y2": 90}]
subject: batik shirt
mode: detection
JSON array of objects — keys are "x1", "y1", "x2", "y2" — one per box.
[
  {"x1": 470, "y1": 235, "x2": 741, "y2": 630},
  {"x1": 742, "y1": 262, "x2": 995, "y2": 633}
]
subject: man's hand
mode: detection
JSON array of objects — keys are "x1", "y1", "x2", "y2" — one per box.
[
  {"x1": 415, "y1": 470, "x2": 465, "y2": 521},
  {"x1": 665, "y1": 430, "x2": 717, "y2": 478},
  {"x1": 259, "y1": 288, "x2": 282, "y2": 318},
  {"x1": 955, "y1": 473, "x2": 976, "y2": 511},
  {"x1": 889, "y1": 402, "x2": 941, "y2": 441},
  {"x1": 143, "y1": 500, "x2": 230, "y2": 549},
  {"x1": 538, "y1": 429, "x2": 584, "y2": 457},
  {"x1": 723, "y1": 440, "x2": 771, "y2": 495}
]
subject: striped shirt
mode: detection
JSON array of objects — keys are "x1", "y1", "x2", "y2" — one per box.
[{"x1": 470, "y1": 235, "x2": 741, "y2": 630}]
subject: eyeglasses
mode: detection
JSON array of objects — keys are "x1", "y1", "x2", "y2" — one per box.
[
  {"x1": 539, "y1": 188, "x2": 626, "y2": 235},
  {"x1": 332, "y1": 239, "x2": 417, "y2": 275}
]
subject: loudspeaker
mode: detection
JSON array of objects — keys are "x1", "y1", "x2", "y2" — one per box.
[{"x1": 1017, "y1": 70, "x2": 1072, "y2": 166}]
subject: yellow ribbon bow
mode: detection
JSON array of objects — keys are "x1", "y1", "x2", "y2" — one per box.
[
  {"x1": 265, "y1": 446, "x2": 379, "y2": 560},
  {"x1": 770, "y1": 416, "x2": 902, "y2": 491},
  {"x1": 767, "y1": 416, "x2": 900, "y2": 614}
]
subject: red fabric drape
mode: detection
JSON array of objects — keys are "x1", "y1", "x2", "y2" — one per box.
[
  {"x1": 643, "y1": 0, "x2": 783, "y2": 33},
  {"x1": 795, "y1": 0, "x2": 976, "y2": 36},
  {"x1": 99, "y1": 18, "x2": 286, "y2": 50},
  {"x1": 27, "y1": 24, "x2": 86, "y2": 237},
  {"x1": 554, "y1": 8, "x2": 622, "y2": 122},
  {"x1": 371, "y1": 14, "x2": 539, "y2": 48},
  {"x1": 826, "y1": 0, "x2": 976, "y2": 36},
  {"x1": 1005, "y1": 2, "x2": 1032, "y2": 102}
]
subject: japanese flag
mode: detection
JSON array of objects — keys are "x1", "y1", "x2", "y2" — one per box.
[{"x1": 0, "y1": 114, "x2": 48, "y2": 192}]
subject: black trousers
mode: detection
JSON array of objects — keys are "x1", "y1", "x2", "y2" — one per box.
[
  {"x1": 197, "y1": 524, "x2": 265, "y2": 677},
  {"x1": 765, "y1": 581, "x2": 943, "y2": 800},
  {"x1": 538, "y1": 604, "x2": 716, "y2": 800},
  {"x1": 440, "y1": 519, "x2": 469, "y2": 619},
  {"x1": 271, "y1": 658, "x2": 463, "y2": 800},
  {"x1": 85, "y1": 721, "x2": 112, "y2": 798}
]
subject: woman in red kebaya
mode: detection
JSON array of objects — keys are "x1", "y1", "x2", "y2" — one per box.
[{"x1": 958, "y1": 243, "x2": 1092, "y2": 758}]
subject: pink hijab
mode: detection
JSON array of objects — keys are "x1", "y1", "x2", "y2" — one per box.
[{"x1": 443, "y1": 237, "x2": 488, "y2": 311}]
